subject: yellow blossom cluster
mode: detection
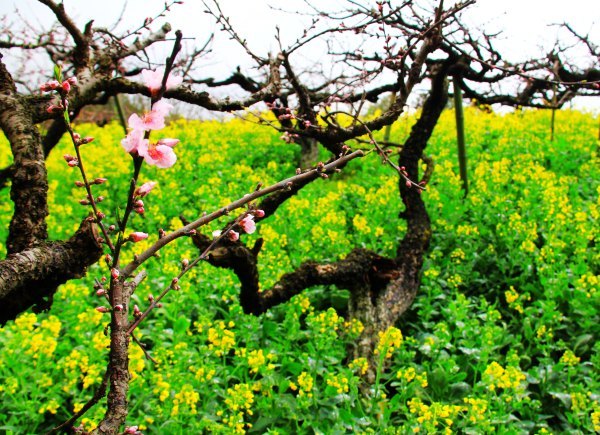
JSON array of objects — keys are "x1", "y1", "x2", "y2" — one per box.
[
  {"x1": 408, "y1": 397, "x2": 462, "y2": 433},
  {"x1": 349, "y1": 357, "x2": 369, "y2": 376},
  {"x1": 207, "y1": 320, "x2": 236, "y2": 356},
  {"x1": 325, "y1": 374, "x2": 350, "y2": 394},
  {"x1": 297, "y1": 372, "x2": 314, "y2": 398},
  {"x1": 375, "y1": 326, "x2": 403, "y2": 359},
  {"x1": 171, "y1": 384, "x2": 200, "y2": 416},
  {"x1": 559, "y1": 350, "x2": 580, "y2": 367},
  {"x1": 483, "y1": 361, "x2": 526, "y2": 391}
]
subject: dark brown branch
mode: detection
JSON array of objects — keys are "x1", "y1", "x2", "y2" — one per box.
[
  {"x1": 0, "y1": 218, "x2": 103, "y2": 324},
  {"x1": 0, "y1": 57, "x2": 49, "y2": 253}
]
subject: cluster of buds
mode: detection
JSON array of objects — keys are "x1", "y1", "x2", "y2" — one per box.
[
  {"x1": 63, "y1": 154, "x2": 79, "y2": 167},
  {"x1": 133, "y1": 199, "x2": 144, "y2": 215},
  {"x1": 124, "y1": 425, "x2": 142, "y2": 435},
  {"x1": 280, "y1": 132, "x2": 299, "y2": 144},
  {"x1": 40, "y1": 76, "x2": 77, "y2": 94},
  {"x1": 72, "y1": 132, "x2": 95, "y2": 146}
]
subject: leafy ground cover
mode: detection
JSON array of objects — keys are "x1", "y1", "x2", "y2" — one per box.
[{"x1": 0, "y1": 108, "x2": 598, "y2": 434}]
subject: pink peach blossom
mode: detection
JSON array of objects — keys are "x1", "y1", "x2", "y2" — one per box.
[
  {"x1": 228, "y1": 230, "x2": 240, "y2": 242},
  {"x1": 142, "y1": 68, "x2": 183, "y2": 95},
  {"x1": 239, "y1": 215, "x2": 256, "y2": 234},
  {"x1": 151, "y1": 100, "x2": 173, "y2": 117},
  {"x1": 121, "y1": 129, "x2": 147, "y2": 153},
  {"x1": 138, "y1": 140, "x2": 177, "y2": 168},
  {"x1": 137, "y1": 181, "x2": 157, "y2": 197}
]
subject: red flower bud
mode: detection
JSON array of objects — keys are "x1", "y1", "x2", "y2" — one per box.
[
  {"x1": 114, "y1": 304, "x2": 123, "y2": 311},
  {"x1": 95, "y1": 306, "x2": 110, "y2": 313},
  {"x1": 96, "y1": 289, "x2": 106, "y2": 297},
  {"x1": 111, "y1": 268, "x2": 120, "y2": 280}
]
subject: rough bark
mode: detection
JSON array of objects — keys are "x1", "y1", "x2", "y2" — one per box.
[
  {"x1": 93, "y1": 280, "x2": 131, "y2": 435},
  {"x1": 298, "y1": 137, "x2": 319, "y2": 169},
  {"x1": 0, "y1": 56, "x2": 49, "y2": 253},
  {"x1": 0, "y1": 218, "x2": 103, "y2": 324}
]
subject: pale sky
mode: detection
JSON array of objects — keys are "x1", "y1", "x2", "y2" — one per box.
[{"x1": 1, "y1": 0, "x2": 598, "y2": 110}]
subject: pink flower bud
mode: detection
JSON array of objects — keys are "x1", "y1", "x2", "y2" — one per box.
[
  {"x1": 108, "y1": 225, "x2": 116, "y2": 231},
  {"x1": 129, "y1": 232, "x2": 149, "y2": 242},
  {"x1": 68, "y1": 160, "x2": 79, "y2": 167},
  {"x1": 101, "y1": 276, "x2": 107, "y2": 283},
  {"x1": 96, "y1": 196, "x2": 105, "y2": 203},
  {"x1": 124, "y1": 426, "x2": 139, "y2": 435},
  {"x1": 212, "y1": 230, "x2": 222, "y2": 238},
  {"x1": 46, "y1": 104, "x2": 63, "y2": 114},
  {"x1": 228, "y1": 230, "x2": 240, "y2": 242},
  {"x1": 96, "y1": 211, "x2": 106, "y2": 220},
  {"x1": 61, "y1": 80, "x2": 71, "y2": 93},
  {"x1": 111, "y1": 268, "x2": 120, "y2": 280},
  {"x1": 172, "y1": 277, "x2": 179, "y2": 285},
  {"x1": 136, "y1": 181, "x2": 157, "y2": 197},
  {"x1": 133, "y1": 305, "x2": 142, "y2": 317},
  {"x1": 74, "y1": 180, "x2": 85, "y2": 187},
  {"x1": 405, "y1": 180, "x2": 411, "y2": 187},
  {"x1": 114, "y1": 304, "x2": 123, "y2": 311},
  {"x1": 79, "y1": 199, "x2": 90, "y2": 205},
  {"x1": 94, "y1": 178, "x2": 108, "y2": 185},
  {"x1": 73, "y1": 133, "x2": 81, "y2": 142},
  {"x1": 134, "y1": 200, "x2": 144, "y2": 208},
  {"x1": 81, "y1": 136, "x2": 94, "y2": 144},
  {"x1": 40, "y1": 80, "x2": 60, "y2": 92},
  {"x1": 96, "y1": 289, "x2": 106, "y2": 297},
  {"x1": 105, "y1": 254, "x2": 112, "y2": 263},
  {"x1": 148, "y1": 294, "x2": 154, "y2": 302},
  {"x1": 95, "y1": 306, "x2": 110, "y2": 313},
  {"x1": 239, "y1": 215, "x2": 256, "y2": 234},
  {"x1": 134, "y1": 207, "x2": 145, "y2": 215},
  {"x1": 157, "y1": 138, "x2": 179, "y2": 147},
  {"x1": 181, "y1": 258, "x2": 189, "y2": 268},
  {"x1": 63, "y1": 154, "x2": 76, "y2": 162},
  {"x1": 254, "y1": 209, "x2": 265, "y2": 218}
]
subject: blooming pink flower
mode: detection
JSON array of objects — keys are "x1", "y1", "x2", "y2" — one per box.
[
  {"x1": 141, "y1": 68, "x2": 183, "y2": 95},
  {"x1": 239, "y1": 215, "x2": 256, "y2": 234},
  {"x1": 121, "y1": 129, "x2": 147, "y2": 153},
  {"x1": 138, "y1": 139, "x2": 177, "y2": 168},
  {"x1": 128, "y1": 111, "x2": 165, "y2": 132},
  {"x1": 151, "y1": 100, "x2": 173, "y2": 117},
  {"x1": 212, "y1": 230, "x2": 222, "y2": 238},
  {"x1": 137, "y1": 181, "x2": 157, "y2": 197},
  {"x1": 228, "y1": 230, "x2": 240, "y2": 242},
  {"x1": 129, "y1": 232, "x2": 149, "y2": 242}
]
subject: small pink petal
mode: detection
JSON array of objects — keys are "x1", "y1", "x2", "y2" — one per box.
[
  {"x1": 239, "y1": 215, "x2": 256, "y2": 234},
  {"x1": 157, "y1": 138, "x2": 179, "y2": 147},
  {"x1": 137, "y1": 181, "x2": 157, "y2": 197},
  {"x1": 129, "y1": 232, "x2": 149, "y2": 242}
]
